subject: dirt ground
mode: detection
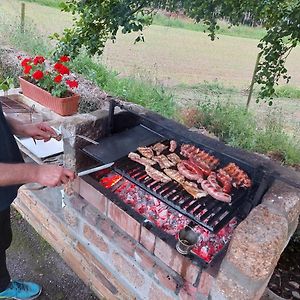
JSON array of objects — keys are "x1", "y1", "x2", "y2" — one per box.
[
  {"x1": 268, "y1": 232, "x2": 300, "y2": 300},
  {"x1": 7, "y1": 208, "x2": 98, "y2": 300}
]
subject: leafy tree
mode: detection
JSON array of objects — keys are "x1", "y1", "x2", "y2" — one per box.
[{"x1": 53, "y1": 0, "x2": 300, "y2": 100}]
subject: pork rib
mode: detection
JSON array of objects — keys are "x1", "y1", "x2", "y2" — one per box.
[
  {"x1": 137, "y1": 146, "x2": 154, "y2": 159},
  {"x1": 152, "y1": 155, "x2": 175, "y2": 169},
  {"x1": 152, "y1": 142, "x2": 168, "y2": 155},
  {"x1": 128, "y1": 152, "x2": 156, "y2": 166},
  {"x1": 167, "y1": 153, "x2": 181, "y2": 164},
  {"x1": 145, "y1": 165, "x2": 171, "y2": 183},
  {"x1": 164, "y1": 168, "x2": 185, "y2": 184},
  {"x1": 181, "y1": 181, "x2": 207, "y2": 199}
]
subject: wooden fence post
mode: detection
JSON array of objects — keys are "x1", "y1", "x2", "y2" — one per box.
[
  {"x1": 21, "y1": 3, "x2": 25, "y2": 34},
  {"x1": 246, "y1": 52, "x2": 262, "y2": 110}
]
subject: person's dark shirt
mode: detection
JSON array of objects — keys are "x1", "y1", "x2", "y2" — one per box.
[{"x1": 0, "y1": 101, "x2": 24, "y2": 211}]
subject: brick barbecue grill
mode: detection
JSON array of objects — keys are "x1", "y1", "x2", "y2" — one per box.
[
  {"x1": 80, "y1": 99, "x2": 273, "y2": 267},
  {"x1": 10, "y1": 92, "x2": 300, "y2": 300}
]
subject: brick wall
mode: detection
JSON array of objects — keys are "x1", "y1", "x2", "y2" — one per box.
[
  {"x1": 67, "y1": 177, "x2": 208, "y2": 299},
  {"x1": 14, "y1": 173, "x2": 300, "y2": 300}
]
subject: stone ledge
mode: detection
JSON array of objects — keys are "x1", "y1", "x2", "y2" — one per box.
[
  {"x1": 263, "y1": 180, "x2": 300, "y2": 230},
  {"x1": 225, "y1": 204, "x2": 288, "y2": 280}
]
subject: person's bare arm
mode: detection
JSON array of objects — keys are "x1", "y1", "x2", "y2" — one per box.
[
  {"x1": 0, "y1": 163, "x2": 75, "y2": 187},
  {"x1": 6, "y1": 117, "x2": 59, "y2": 141}
]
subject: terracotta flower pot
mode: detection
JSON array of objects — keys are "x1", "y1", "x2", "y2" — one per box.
[{"x1": 19, "y1": 77, "x2": 79, "y2": 116}]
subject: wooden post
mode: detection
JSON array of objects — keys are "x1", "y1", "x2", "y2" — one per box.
[
  {"x1": 246, "y1": 52, "x2": 262, "y2": 110},
  {"x1": 21, "y1": 3, "x2": 25, "y2": 33}
]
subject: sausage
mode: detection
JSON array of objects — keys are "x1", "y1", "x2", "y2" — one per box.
[
  {"x1": 216, "y1": 173, "x2": 232, "y2": 194},
  {"x1": 189, "y1": 157, "x2": 211, "y2": 177},
  {"x1": 207, "y1": 172, "x2": 221, "y2": 190},
  {"x1": 201, "y1": 180, "x2": 232, "y2": 203},
  {"x1": 177, "y1": 161, "x2": 203, "y2": 182}
]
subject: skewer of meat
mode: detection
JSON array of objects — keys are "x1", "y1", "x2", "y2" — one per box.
[
  {"x1": 145, "y1": 165, "x2": 171, "y2": 183},
  {"x1": 128, "y1": 152, "x2": 156, "y2": 166}
]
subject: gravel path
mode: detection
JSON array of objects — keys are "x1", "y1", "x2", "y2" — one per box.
[{"x1": 6, "y1": 208, "x2": 99, "y2": 300}]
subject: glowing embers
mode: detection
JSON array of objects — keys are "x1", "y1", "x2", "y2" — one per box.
[
  {"x1": 100, "y1": 174, "x2": 123, "y2": 188},
  {"x1": 97, "y1": 170, "x2": 237, "y2": 263},
  {"x1": 113, "y1": 178, "x2": 190, "y2": 236},
  {"x1": 191, "y1": 219, "x2": 237, "y2": 262}
]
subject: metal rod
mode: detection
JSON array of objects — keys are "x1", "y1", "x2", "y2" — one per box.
[{"x1": 77, "y1": 163, "x2": 114, "y2": 177}]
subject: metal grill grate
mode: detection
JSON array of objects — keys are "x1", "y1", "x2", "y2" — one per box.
[{"x1": 113, "y1": 142, "x2": 260, "y2": 233}]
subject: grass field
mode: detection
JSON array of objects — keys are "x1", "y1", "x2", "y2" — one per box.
[{"x1": 2, "y1": 0, "x2": 300, "y2": 89}]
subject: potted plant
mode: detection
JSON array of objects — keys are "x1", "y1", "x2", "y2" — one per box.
[{"x1": 18, "y1": 55, "x2": 79, "y2": 116}]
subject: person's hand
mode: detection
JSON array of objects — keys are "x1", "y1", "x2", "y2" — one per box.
[
  {"x1": 34, "y1": 165, "x2": 75, "y2": 187},
  {"x1": 22, "y1": 123, "x2": 61, "y2": 142}
]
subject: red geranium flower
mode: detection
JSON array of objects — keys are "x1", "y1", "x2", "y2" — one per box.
[
  {"x1": 54, "y1": 62, "x2": 63, "y2": 71},
  {"x1": 66, "y1": 80, "x2": 78, "y2": 89},
  {"x1": 54, "y1": 63, "x2": 70, "y2": 75},
  {"x1": 54, "y1": 74, "x2": 63, "y2": 83},
  {"x1": 32, "y1": 70, "x2": 44, "y2": 80},
  {"x1": 23, "y1": 64, "x2": 32, "y2": 74},
  {"x1": 21, "y1": 58, "x2": 32, "y2": 67},
  {"x1": 19, "y1": 55, "x2": 79, "y2": 98},
  {"x1": 33, "y1": 56, "x2": 45, "y2": 65},
  {"x1": 58, "y1": 65, "x2": 70, "y2": 75},
  {"x1": 59, "y1": 56, "x2": 70, "y2": 62}
]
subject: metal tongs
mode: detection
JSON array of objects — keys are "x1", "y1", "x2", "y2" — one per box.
[{"x1": 69, "y1": 134, "x2": 115, "y2": 177}]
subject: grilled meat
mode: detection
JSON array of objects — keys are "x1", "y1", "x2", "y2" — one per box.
[
  {"x1": 167, "y1": 153, "x2": 181, "y2": 164},
  {"x1": 137, "y1": 146, "x2": 154, "y2": 159},
  {"x1": 221, "y1": 163, "x2": 252, "y2": 188},
  {"x1": 181, "y1": 181, "x2": 207, "y2": 199},
  {"x1": 201, "y1": 180, "x2": 231, "y2": 203},
  {"x1": 180, "y1": 144, "x2": 219, "y2": 170},
  {"x1": 128, "y1": 152, "x2": 156, "y2": 166},
  {"x1": 145, "y1": 165, "x2": 171, "y2": 183},
  {"x1": 180, "y1": 144, "x2": 199, "y2": 157},
  {"x1": 207, "y1": 172, "x2": 220, "y2": 189},
  {"x1": 177, "y1": 161, "x2": 204, "y2": 182},
  {"x1": 152, "y1": 142, "x2": 168, "y2": 155},
  {"x1": 189, "y1": 156, "x2": 211, "y2": 177},
  {"x1": 164, "y1": 168, "x2": 185, "y2": 184},
  {"x1": 152, "y1": 155, "x2": 175, "y2": 169},
  {"x1": 216, "y1": 172, "x2": 232, "y2": 194},
  {"x1": 169, "y1": 140, "x2": 177, "y2": 152}
]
